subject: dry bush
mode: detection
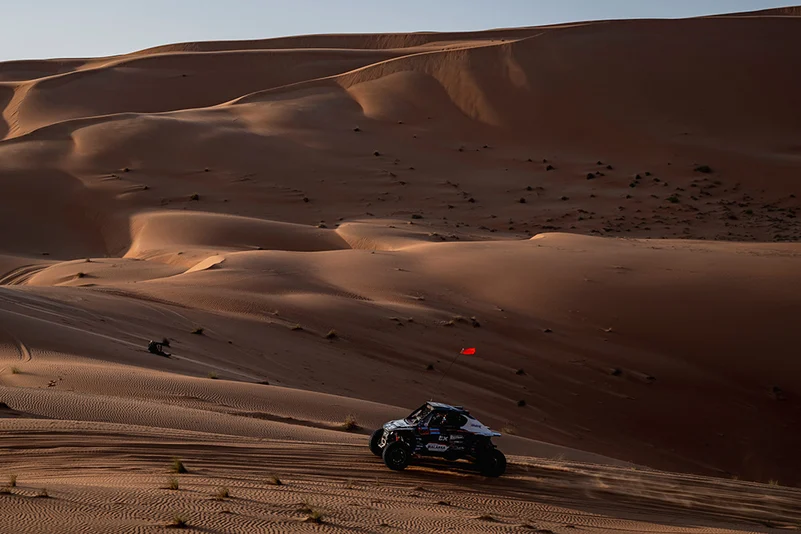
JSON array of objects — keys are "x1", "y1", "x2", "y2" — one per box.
[
  {"x1": 170, "y1": 459, "x2": 188, "y2": 474},
  {"x1": 168, "y1": 514, "x2": 188, "y2": 528},
  {"x1": 342, "y1": 415, "x2": 360, "y2": 432}
]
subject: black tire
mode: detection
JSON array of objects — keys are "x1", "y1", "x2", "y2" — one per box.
[
  {"x1": 479, "y1": 449, "x2": 506, "y2": 477},
  {"x1": 369, "y1": 429, "x2": 385, "y2": 457},
  {"x1": 382, "y1": 441, "x2": 411, "y2": 471}
]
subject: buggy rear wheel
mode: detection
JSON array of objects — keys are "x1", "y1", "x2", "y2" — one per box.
[{"x1": 479, "y1": 449, "x2": 506, "y2": 477}]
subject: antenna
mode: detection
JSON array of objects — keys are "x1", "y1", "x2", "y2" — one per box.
[
  {"x1": 436, "y1": 347, "x2": 476, "y2": 389},
  {"x1": 436, "y1": 351, "x2": 463, "y2": 388}
]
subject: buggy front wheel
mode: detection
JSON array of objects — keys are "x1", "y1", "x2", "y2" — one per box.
[
  {"x1": 382, "y1": 441, "x2": 411, "y2": 471},
  {"x1": 369, "y1": 429, "x2": 384, "y2": 457}
]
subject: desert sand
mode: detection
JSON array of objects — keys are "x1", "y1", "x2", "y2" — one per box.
[{"x1": 1, "y1": 6, "x2": 800, "y2": 533}]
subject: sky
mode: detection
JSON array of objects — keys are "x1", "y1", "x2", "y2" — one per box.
[{"x1": 0, "y1": 0, "x2": 797, "y2": 61}]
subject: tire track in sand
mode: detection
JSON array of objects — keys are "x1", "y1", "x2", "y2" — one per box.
[{"x1": 0, "y1": 325, "x2": 31, "y2": 376}]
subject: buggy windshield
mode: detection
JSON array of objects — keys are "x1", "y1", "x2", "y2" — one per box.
[{"x1": 405, "y1": 404, "x2": 432, "y2": 424}]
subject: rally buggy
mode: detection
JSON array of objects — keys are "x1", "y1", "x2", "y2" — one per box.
[{"x1": 369, "y1": 402, "x2": 507, "y2": 477}]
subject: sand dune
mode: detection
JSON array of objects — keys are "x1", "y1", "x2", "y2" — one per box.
[
  {"x1": 3, "y1": 420, "x2": 800, "y2": 533},
  {"x1": 127, "y1": 211, "x2": 351, "y2": 258},
  {"x1": 3, "y1": 49, "x2": 407, "y2": 138},
  {"x1": 1, "y1": 7, "x2": 800, "y2": 533}
]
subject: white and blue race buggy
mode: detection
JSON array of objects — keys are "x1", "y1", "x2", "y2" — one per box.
[{"x1": 370, "y1": 402, "x2": 507, "y2": 477}]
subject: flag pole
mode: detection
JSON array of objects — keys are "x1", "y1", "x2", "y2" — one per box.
[
  {"x1": 436, "y1": 348, "x2": 475, "y2": 388},
  {"x1": 437, "y1": 352, "x2": 462, "y2": 388}
]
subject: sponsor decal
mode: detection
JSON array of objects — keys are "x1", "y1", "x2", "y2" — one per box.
[{"x1": 426, "y1": 443, "x2": 449, "y2": 452}]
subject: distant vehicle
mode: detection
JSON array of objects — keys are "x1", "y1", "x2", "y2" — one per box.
[
  {"x1": 370, "y1": 402, "x2": 506, "y2": 477},
  {"x1": 147, "y1": 340, "x2": 171, "y2": 357}
]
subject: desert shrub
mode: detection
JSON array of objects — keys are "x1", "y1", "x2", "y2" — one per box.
[
  {"x1": 170, "y1": 459, "x2": 188, "y2": 474},
  {"x1": 168, "y1": 514, "x2": 188, "y2": 528},
  {"x1": 304, "y1": 509, "x2": 323, "y2": 523},
  {"x1": 343, "y1": 415, "x2": 360, "y2": 432}
]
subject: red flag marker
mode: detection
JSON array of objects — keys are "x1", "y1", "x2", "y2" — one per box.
[{"x1": 460, "y1": 347, "x2": 477, "y2": 355}]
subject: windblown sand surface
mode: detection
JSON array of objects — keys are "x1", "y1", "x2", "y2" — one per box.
[{"x1": 1, "y1": 7, "x2": 801, "y2": 533}]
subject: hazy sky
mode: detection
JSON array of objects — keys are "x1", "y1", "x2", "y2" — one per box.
[{"x1": 1, "y1": 0, "x2": 796, "y2": 61}]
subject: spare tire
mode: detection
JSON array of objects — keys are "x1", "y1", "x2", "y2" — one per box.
[
  {"x1": 369, "y1": 428, "x2": 385, "y2": 457},
  {"x1": 382, "y1": 441, "x2": 411, "y2": 471},
  {"x1": 479, "y1": 448, "x2": 507, "y2": 477}
]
